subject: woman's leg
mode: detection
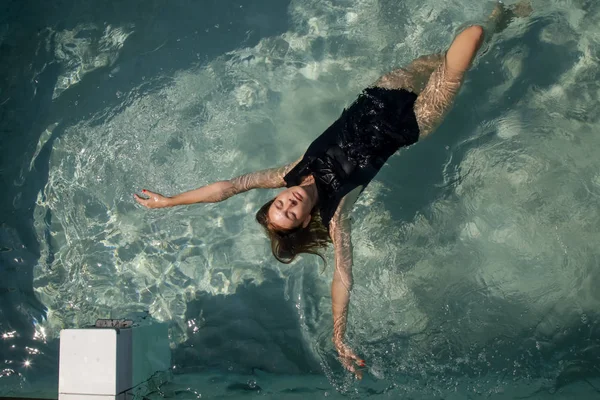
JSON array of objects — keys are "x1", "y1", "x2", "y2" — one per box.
[
  {"x1": 374, "y1": 53, "x2": 444, "y2": 94},
  {"x1": 413, "y1": 25, "x2": 485, "y2": 138},
  {"x1": 373, "y1": 0, "x2": 530, "y2": 93},
  {"x1": 376, "y1": 1, "x2": 531, "y2": 134},
  {"x1": 485, "y1": 0, "x2": 533, "y2": 36},
  {"x1": 413, "y1": 1, "x2": 532, "y2": 137}
]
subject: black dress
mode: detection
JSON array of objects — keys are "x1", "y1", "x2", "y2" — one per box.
[{"x1": 284, "y1": 87, "x2": 420, "y2": 228}]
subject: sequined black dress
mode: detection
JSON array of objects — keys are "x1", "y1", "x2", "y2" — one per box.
[{"x1": 284, "y1": 87, "x2": 420, "y2": 228}]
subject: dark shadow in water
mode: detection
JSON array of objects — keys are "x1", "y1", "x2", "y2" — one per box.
[
  {"x1": 0, "y1": 0, "x2": 291, "y2": 391},
  {"x1": 172, "y1": 269, "x2": 322, "y2": 376},
  {"x1": 362, "y1": 291, "x2": 600, "y2": 394},
  {"x1": 352, "y1": 14, "x2": 600, "y2": 395},
  {"x1": 377, "y1": 16, "x2": 580, "y2": 224}
]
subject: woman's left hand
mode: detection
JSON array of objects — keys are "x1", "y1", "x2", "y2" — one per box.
[
  {"x1": 334, "y1": 340, "x2": 365, "y2": 379},
  {"x1": 133, "y1": 189, "x2": 172, "y2": 208}
]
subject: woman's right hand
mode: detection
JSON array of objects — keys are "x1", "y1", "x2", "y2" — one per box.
[
  {"x1": 133, "y1": 189, "x2": 172, "y2": 208},
  {"x1": 334, "y1": 340, "x2": 365, "y2": 379}
]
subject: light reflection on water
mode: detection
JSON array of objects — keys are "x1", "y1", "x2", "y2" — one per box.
[{"x1": 1, "y1": 0, "x2": 600, "y2": 397}]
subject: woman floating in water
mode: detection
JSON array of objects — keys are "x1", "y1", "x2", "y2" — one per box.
[{"x1": 135, "y1": 2, "x2": 531, "y2": 379}]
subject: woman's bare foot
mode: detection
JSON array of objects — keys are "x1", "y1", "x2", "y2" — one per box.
[
  {"x1": 510, "y1": 0, "x2": 533, "y2": 18},
  {"x1": 488, "y1": 0, "x2": 533, "y2": 35}
]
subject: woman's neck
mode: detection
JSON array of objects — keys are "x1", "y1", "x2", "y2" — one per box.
[{"x1": 300, "y1": 176, "x2": 319, "y2": 206}]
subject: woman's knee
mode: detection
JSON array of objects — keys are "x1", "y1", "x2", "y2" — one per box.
[
  {"x1": 446, "y1": 24, "x2": 484, "y2": 72},
  {"x1": 462, "y1": 25, "x2": 485, "y2": 46}
]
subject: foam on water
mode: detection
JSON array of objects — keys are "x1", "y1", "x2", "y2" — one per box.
[
  {"x1": 25, "y1": 0, "x2": 600, "y2": 396},
  {"x1": 50, "y1": 23, "x2": 134, "y2": 99}
]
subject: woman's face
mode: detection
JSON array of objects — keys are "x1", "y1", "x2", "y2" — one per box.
[{"x1": 268, "y1": 186, "x2": 313, "y2": 230}]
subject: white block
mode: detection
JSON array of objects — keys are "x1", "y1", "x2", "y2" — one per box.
[
  {"x1": 60, "y1": 395, "x2": 126, "y2": 400},
  {"x1": 59, "y1": 324, "x2": 170, "y2": 399}
]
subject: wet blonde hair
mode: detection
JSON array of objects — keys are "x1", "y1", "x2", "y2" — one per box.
[{"x1": 255, "y1": 198, "x2": 331, "y2": 264}]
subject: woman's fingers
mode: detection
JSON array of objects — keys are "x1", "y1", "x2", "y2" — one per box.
[
  {"x1": 341, "y1": 357, "x2": 357, "y2": 373},
  {"x1": 336, "y1": 343, "x2": 366, "y2": 379},
  {"x1": 338, "y1": 343, "x2": 363, "y2": 363},
  {"x1": 133, "y1": 189, "x2": 168, "y2": 208},
  {"x1": 347, "y1": 351, "x2": 366, "y2": 368},
  {"x1": 142, "y1": 189, "x2": 157, "y2": 198},
  {"x1": 133, "y1": 193, "x2": 149, "y2": 207},
  {"x1": 340, "y1": 354, "x2": 364, "y2": 379}
]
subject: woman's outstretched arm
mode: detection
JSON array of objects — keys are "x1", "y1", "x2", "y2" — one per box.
[
  {"x1": 134, "y1": 158, "x2": 302, "y2": 208},
  {"x1": 329, "y1": 196, "x2": 365, "y2": 378}
]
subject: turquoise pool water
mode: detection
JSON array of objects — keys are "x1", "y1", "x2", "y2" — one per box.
[{"x1": 2, "y1": 0, "x2": 600, "y2": 398}]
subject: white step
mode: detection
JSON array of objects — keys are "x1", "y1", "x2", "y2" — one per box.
[{"x1": 59, "y1": 321, "x2": 170, "y2": 399}]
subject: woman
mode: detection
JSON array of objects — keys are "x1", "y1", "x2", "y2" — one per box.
[{"x1": 135, "y1": 3, "x2": 530, "y2": 378}]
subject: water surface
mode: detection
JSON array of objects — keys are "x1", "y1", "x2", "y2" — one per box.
[{"x1": 1, "y1": 0, "x2": 600, "y2": 398}]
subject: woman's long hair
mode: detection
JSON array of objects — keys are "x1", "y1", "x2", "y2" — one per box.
[{"x1": 256, "y1": 199, "x2": 331, "y2": 264}]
